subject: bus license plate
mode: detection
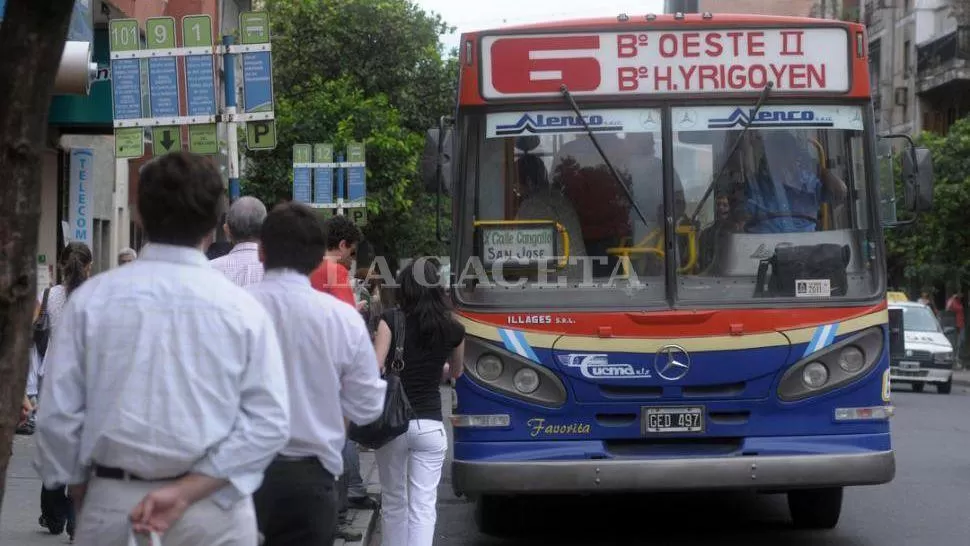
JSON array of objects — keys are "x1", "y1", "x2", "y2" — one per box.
[{"x1": 642, "y1": 406, "x2": 705, "y2": 434}]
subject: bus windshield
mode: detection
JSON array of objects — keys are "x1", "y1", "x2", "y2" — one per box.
[
  {"x1": 460, "y1": 104, "x2": 881, "y2": 308},
  {"x1": 674, "y1": 104, "x2": 881, "y2": 302}
]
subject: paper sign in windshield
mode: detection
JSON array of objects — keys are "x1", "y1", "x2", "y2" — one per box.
[
  {"x1": 796, "y1": 279, "x2": 831, "y2": 298},
  {"x1": 481, "y1": 226, "x2": 557, "y2": 267}
]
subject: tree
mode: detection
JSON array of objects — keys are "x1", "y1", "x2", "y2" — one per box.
[
  {"x1": 244, "y1": 0, "x2": 458, "y2": 262},
  {"x1": 264, "y1": 0, "x2": 457, "y2": 132},
  {"x1": 0, "y1": 0, "x2": 77, "y2": 514},
  {"x1": 885, "y1": 117, "x2": 970, "y2": 290}
]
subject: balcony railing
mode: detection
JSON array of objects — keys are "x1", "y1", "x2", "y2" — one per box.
[{"x1": 917, "y1": 27, "x2": 970, "y2": 78}]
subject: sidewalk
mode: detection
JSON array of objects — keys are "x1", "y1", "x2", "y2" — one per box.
[
  {"x1": 953, "y1": 368, "x2": 970, "y2": 388},
  {"x1": 0, "y1": 434, "x2": 380, "y2": 546}
]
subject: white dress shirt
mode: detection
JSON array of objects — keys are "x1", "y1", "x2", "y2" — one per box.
[
  {"x1": 34, "y1": 243, "x2": 290, "y2": 508},
  {"x1": 247, "y1": 269, "x2": 386, "y2": 478},
  {"x1": 210, "y1": 241, "x2": 265, "y2": 287}
]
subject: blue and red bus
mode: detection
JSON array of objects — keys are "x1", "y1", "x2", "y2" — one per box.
[{"x1": 421, "y1": 12, "x2": 934, "y2": 534}]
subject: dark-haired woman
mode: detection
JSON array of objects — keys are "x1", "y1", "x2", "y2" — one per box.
[
  {"x1": 373, "y1": 259, "x2": 465, "y2": 546},
  {"x1": 35, "y1": 241, "x2": 92, "y2": 541}
]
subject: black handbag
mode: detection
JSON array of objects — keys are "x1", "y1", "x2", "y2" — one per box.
[
  {"x1": 33, "y1": 288, "x2": 51, "y2": 359},
  {"x1": 755, "y1": 243, "x2": 851, "y2": 298},
  {"x1": 347, "y1": 309, "x2": 414, "y2": 450}
]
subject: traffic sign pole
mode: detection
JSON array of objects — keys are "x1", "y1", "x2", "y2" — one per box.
[{"x1": 223, "y1": 34, "x2": 240, "y2": 201}]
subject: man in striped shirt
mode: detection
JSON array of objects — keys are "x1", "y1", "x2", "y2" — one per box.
[{"x1": 211, "y1": 196, "x2": 267, "y2": 287}]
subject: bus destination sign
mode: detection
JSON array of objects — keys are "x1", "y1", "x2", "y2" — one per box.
[{"x1": 481, "y1": 28, "x2": 850, "y2": 98}]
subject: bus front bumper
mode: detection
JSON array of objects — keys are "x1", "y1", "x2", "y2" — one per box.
[{"x1": 452, "y1": 450, "x2": 895, "y2": 496}]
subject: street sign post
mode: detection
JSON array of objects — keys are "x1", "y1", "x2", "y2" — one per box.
[
  {"x1": 293, "y1": 142, "x2": 367, "y2": 226},
  {"x1": 240, "y1": 11, "x2": 276, "y2": 150},
  {"x1": 293, "y1": 144, "x2": 312, "y2": 203},
  {"x1": 146, "y1": 17, "x2": 182, "y2": 158},
  {"x1": 346, "y1": 142, "x2": 366, "y2": 203},
  {"x1": 313, "y1": 143, "x2": 333, "y2": 205},
  {"x1": 108, "y1": 18, "x2": 144, "y2": 159},
  {"x1": 182, "y1": 15, "x2": 218, "y2": 154}
]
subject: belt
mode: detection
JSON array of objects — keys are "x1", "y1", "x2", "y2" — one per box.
[
  {"x1": 274, "y1": 454, "x2": 318, "y2": 463},
  {"x1": 93, "y1": 465, "x2": 185, "y2": 482}
]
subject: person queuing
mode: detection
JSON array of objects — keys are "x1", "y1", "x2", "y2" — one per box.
[
  {"x1": 210, "y1": 196, "x2": 268, "y2": 287},
  {"x1": 374, "y1": 259, "x2": 466, "y2": 546},
  {"x1": 34, "y1": 152, "x2": 290, "y2": 545},
  {"x1": 248, "y1": 202, "x2": 386, "y2": 544}
]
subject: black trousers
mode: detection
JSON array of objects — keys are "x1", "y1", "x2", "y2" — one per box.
[{"x1": 253, "y1": 456, "x2": 338, "y2": 546}]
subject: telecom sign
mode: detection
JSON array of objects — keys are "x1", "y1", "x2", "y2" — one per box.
[
  {"x1": 240, "y1": 11, "x2": 277, "y2": 150},
  {"x1": 108, "y1": 18, "x2": 144, "y2": 159}
]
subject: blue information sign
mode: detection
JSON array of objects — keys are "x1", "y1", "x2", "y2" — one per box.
[
  {"x1": 148, "y1": 57, "x2": 180, "y2": 117},
  {"x1": 185, "y1": 56, "x2": 216, "y2": 116},
  {"x1": 293, "y1": 167, "x2": 311, "y2": 203},
  {"x1": 241, "y1": 52, "x2": 274, "y2": 112},
  {"x1": 347, "y1": 165, "x2": 366, "y2": 202},
  {"x1": 111, "y1": 59, "x2": 143, "y2": 120},
  {"x1": 314, "y1": 167, "x2": 333, "y2": 204}
]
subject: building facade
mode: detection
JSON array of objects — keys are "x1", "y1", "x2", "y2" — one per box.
[
  {"x1": 866, "y1": 0, "x2": 968, "y2": 135},
  {"x1": 2, "y1": 0, "x2": 250, "y2": 295}
]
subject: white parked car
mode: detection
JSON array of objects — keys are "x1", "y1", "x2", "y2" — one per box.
[{"x1": 889, "y1": 301, "x2": 956, "y2": 394}]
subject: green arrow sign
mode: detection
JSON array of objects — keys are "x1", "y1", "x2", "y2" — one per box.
[
  {"x1": 239, "y1": 12, "x2": 270, "y2": 44},
  {"x1": 153, "y1": 126, "x2": 182, "y2": 156}
]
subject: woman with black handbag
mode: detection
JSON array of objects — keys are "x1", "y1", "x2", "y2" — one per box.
[
  {"x1": 372, "y1": 260, "x2": 465, "y2": 546},
  {"x1": 33, "y1": 241, "x2": 92, "y2": 542}
]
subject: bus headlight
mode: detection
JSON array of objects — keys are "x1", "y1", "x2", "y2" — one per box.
[
  {"x1": 513, "y1": 368, "x2": 540, "y2": 394},
  {"x1": 838, "y1": 346, "x2": 866, "y2": 373},
  {"x1": 802, "y1": 362, "x2": 829, "y2": 389},
  {"x1": 778, "y1": 327, "x2": 884, "y2": 402},
  {"x1": 462, "y1": 338, "x2": 568, "y2": 408},
  {"x1": 477, "y1": 355, "x2": 504, "y2": 381}
]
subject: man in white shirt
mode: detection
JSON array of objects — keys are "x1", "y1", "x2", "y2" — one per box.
[
  {"x1": 34, "y1": 152, "x2": 290, "y2": 545},
  {"x1": 248, "y1": 202, "x2": 387, "y2": 545},
  {"x1": 211, "y1": 195, "x2": 267, "y2": 287}
]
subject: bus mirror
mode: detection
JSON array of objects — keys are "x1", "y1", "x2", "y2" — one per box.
[
  {"x1": 421, "y1": 127, "x2": 454, "y2": 195},
  {"x1": 902, "y1": 146, "x2": 933, "y2": 213}
]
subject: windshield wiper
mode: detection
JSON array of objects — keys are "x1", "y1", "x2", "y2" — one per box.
[
  {"x1": 690, "y1": 82, "x2": 774, "y2": 224},
  {"x1": 560, "y1": 84, "x2": 649, "y2": 227}
]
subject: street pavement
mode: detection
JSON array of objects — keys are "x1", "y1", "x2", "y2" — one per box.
[
  {"x1": 0, "y1": 436, "x2": 380, "y2": 546},
  {"x1": 425, "y1": 382, "x2": 970, "y2": 546}
]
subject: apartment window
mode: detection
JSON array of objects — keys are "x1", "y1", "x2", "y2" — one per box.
[
  {"x1": 903, "y1": 40, "x2": 911, "y2": 79},
  {"x1": 870, "y1": 39, "x2": 882, "y2": 89}
]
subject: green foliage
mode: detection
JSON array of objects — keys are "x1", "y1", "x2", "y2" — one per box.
[
  {"x1": 243, "y1": 0, "x2": 457, "y2": 263},
  {"x1": 885, "y1": 117, "x2": 970, "y2": 287}
]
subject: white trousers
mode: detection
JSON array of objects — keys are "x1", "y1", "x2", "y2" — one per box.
[
  {"x1": 375, "y1": 419, "x2": 447, "y2": 546},
  {"x1": 74, "y1": 477, "x2": 258, "y2": 546}
]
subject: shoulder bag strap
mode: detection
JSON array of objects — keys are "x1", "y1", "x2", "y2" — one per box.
[
  {"x1": 39, "y1": 288, "x2": 51, "y2": 316},
  {"x1": 390, "y1": 309, "x2": 406, "y2": 373}
]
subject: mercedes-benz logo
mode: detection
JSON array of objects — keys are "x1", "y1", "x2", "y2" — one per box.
[{"x1": 654, "y1": 345, "x2": 691, "y2": 381}]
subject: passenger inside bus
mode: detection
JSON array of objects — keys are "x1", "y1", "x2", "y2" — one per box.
[
  {"x1": 551, "y1": 134, "x2": 632, "y2": 277},
  {"x1": 743, "y1": 131, "x2": 847, "y2": 234},
  {"x1": 513, "y1": 136, "x2": 587, "y2": 276}
]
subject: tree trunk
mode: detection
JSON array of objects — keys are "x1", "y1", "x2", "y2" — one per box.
[{"x1": 0, "y1": 0, "x2": 77, "y2": 516}]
